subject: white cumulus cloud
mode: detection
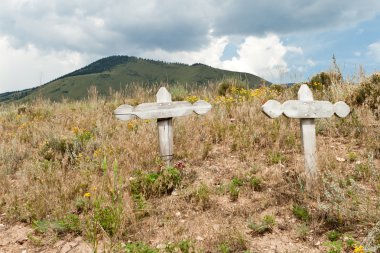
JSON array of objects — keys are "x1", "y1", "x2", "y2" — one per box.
[
  {"x1": 220, "y1": 34, "x2": 303, "y2": 81},
  {"x1": 0, "y1": 36, "x2": 91, "y2": 92},
  {"x1": 143, "y1": 33, "x2": 303, "y2": 82}
]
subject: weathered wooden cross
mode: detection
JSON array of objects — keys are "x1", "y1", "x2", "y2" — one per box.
[
  {"x1": 114, "y1": 87, "x2": 212, "y2": 166},
  {"x1": 262, "y1": 84, "x2": 350, "y2": 191}
]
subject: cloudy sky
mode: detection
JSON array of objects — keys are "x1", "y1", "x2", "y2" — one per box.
[{"x1": 1, "y1": 0, "x2": 380, "y2": 93}]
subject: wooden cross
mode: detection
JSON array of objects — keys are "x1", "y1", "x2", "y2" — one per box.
[
  {"x1": 262, "y1": 84, "x2": 350, "y2": 191},
  {"x1": 114, "y1": 87, "x2": 212, "y2": 166}
]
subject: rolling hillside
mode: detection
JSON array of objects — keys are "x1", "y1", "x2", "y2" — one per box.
[{"x1": 0, "y1": 56, "x2": 270, "y2": 102}]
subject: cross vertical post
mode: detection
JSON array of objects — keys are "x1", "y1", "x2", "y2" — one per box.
[
  {"x1": 298, "y1": 85, "x2": 317, "y2": 191},
  {"x1": 156, "y1": 87, "x2": 174, "y2": 166}
]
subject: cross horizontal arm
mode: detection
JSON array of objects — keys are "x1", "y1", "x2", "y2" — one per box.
[
  {"x1": 114, "y1": 100, "x2": 212, "y2": 121},
  {"x1": 262, "y1": 100, "x2": 350, "y2": 119},
  {"x1": 283, "y1": 100, "x2": 334, "y2": 118}
]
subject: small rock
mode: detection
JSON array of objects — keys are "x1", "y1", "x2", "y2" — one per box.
[
  {"x1": 196, "y1": 236, "x2": 204, "y2": 241},
  {"x1": 175, "y1": 211, "x2": 181, "y2": 217},
  {"x1": 156, "y1": 244, "x2": 166, "y2": 249},
  {"x1": 171, "y1": 190, "x2": 178, "y2": 196},
  {"x1": 336, "y1": 156, "x2": 346, "y2": 162},
  {"x1": 315, "y1": 241, "x2": 321, "y2": 246}
]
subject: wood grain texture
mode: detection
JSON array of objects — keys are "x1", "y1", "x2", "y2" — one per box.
[
  {"x1": 298, "y1": 84, "x2": 317, "y2": 191},
  {"x1": 156, "y1": 87, "x2": 173, "y2": 166}
]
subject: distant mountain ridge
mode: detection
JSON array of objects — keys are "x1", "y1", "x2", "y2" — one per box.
[{"x1": 0, "y1": 55, "x2": 270, "y2": 103}]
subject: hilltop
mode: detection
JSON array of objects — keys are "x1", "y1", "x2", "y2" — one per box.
[{"x1": 0, "y1": 56, "x2": 269, "y2": 103}]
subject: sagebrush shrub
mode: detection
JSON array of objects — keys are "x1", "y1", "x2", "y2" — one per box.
[{"x1": 349, "y1": 72, "x2": 380, "y2": 119}]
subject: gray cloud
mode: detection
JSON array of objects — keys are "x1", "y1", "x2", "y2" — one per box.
[
  {"x1": 2, "y1": 0, "x2": 379, "y2": 56},
  {"x1": 212, "y1": 0, "x2": 380, "y2": 36},
  {"x1": 0, "y1": 0, "x2": 212, "y2": 54}
]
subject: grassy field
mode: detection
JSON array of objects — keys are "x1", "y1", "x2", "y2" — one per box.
[{"x1": 0, "y1": 74, "x2": 379, "y2": 252}]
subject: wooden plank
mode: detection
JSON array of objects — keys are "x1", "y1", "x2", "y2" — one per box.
[
  {"x1": 262, "y1": 100, "x2": 283, "y2": 118},
  {"x1": 298, "y1": 84, "x2": 317, "y2": 192},
  {"x1": 282, "y1": 100, "x2": 334, "y2": 118},
  {"x1": 156, "y1": 87, "x2": 173, "y2": 166},
  {"x1": 114, "y1": 100, "x2": 212, "y2": 120},
  {"x1": 134, "y1": 101, "x2": 194, "y2": 119}
]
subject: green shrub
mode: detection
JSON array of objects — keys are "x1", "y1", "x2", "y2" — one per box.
[
  {"x1": 231, "y1": 177, "x2": 244, "y2": 187},
  {"x1": 326, "y1": 230, "x2": 342, "y2": 241},
  {"x1": 217, "y1": 79, "x2": 247, "y2": 96},
  {"x1": 189, "y1": 183, "x2": 211, "y2": 210},
  {"x1": 165, "y1": 240, "x2": 194, "y2": 253},
  {"x1": 349, "y1": 72, "x2": 380, "y2": 118},
  {"x1": 269, "y1": 84, "x2": 286, "y2": 93},
  {"x1": 347, "y1": 151, "x2": 358, "y2": 162},
  {"x1": 32, "y1": 214, "x2": 81, "y2": 236},
  {"x1": 132, "y1": 193, "x2": 149, "y2": 218},
  {"x1": 268, "y1": 150, "x2": 286, "y2": 165},
  {"x1": 248, "y1": 215, "x2": 275, "y2": 235},
  {"x1": 218, "y1": 243, "x2": 230, "y2": 253},
  {"x1": 218, "y1": 81, "x2": 232, "y2": 96},
  {"x1": 309, "y1": 72, "x2": 332, "y2": 90},
  {"x1": 228, "y1": 184, "x2": 240, "y2": 202},
  {"x1": 296, "y1": 223, "x2": 310, "y2": 240},
  {"x1": 292, "y1": 204, "x2": 310, "y2": 222},
  {"x1": 124, "y1": 242, "x2": 158, "y2": 253},
  {"x1": 130, "y1": 167, "x2": 182, "y2": 198},
  {"x1": 249, "y1": 176, "x2": 263, "y2": 191},
  {"x1": 94, "y1": 205, "x2": 121, "y2": 236},
  {"x1": 323, "y1": 240, "x2": 343, "y2": 253}
]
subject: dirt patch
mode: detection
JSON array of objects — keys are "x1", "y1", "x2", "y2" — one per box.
[{"x1": 0, "y1": 223, "x2": 93, "y2": 253}]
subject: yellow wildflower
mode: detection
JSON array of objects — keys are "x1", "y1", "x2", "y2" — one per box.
[
  {"x1": 127, "y1": 121, "x2": 138, "y2": 131},
  {"x1": 185, "y1": 95, "x2": 199, "y2": 103},
  {"x1": 84, "y1": 192, "x2": 91, "y2": 198},
  {"x1": 93, "y1": 148, "x2": 102, "y2": 158},
  {"x1": 72, "y1": 126, "x2": 80, "y2": 135},
  {"x1": 353, "y1": 245, "x2": 365, "y2": 253}
]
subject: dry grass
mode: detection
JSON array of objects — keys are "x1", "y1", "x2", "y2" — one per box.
[{"x1": 0, "y1": 78, "x2": 379, "y2": 252}]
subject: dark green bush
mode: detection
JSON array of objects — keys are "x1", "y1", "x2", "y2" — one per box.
[
  {"x1": 349, "y1": 72, "x2": 380, "y2": 119},
  {"x1": 130, "y1": 167, "x2": 182, "y2": 198}
]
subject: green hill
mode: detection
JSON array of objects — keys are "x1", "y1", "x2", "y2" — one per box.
[{"x1": 1, "y1": 56, "x2": 270, "y2": 102}]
